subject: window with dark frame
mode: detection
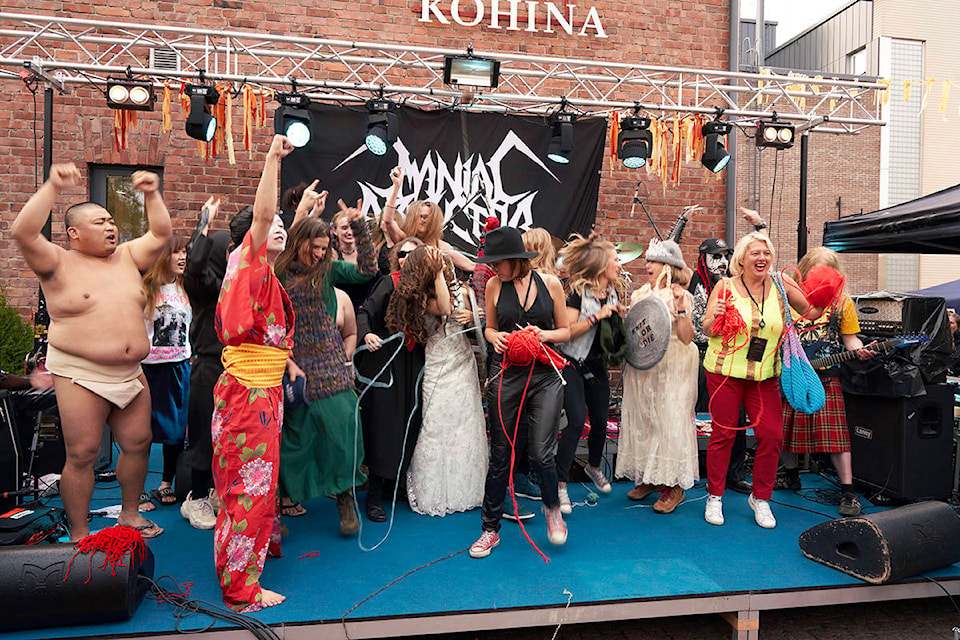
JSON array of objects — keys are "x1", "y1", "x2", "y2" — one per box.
[{"x1": 88, "y1": 164, "x2": 164, "y2": 243}]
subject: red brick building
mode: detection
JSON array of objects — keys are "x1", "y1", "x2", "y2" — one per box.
[{"x1": 0, "y1": 1, "x2": 880, "y2": 324}]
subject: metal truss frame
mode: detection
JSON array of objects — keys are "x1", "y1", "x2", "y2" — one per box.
[{"x1": 0, "y1": 11, "x2": 885, "y2": 134}]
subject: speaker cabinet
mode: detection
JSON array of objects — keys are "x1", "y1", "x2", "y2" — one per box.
[
  {"x1": 799, "y1": 501, "x2": 960, "y2": 584},
  {"x1": 846, "y1": 384, "x2": 954, "y2": 501},
  {"x1": 0, "y1": 541, "x2": 154, "y2": 630}
]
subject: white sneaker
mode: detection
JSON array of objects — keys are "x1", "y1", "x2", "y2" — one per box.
[
  {"x1": 180, "y1": 491, "x2": 217, "y2": 530},
  {"x1": 748, "y1": 494, "x2": 776, "y2": 529},
  {"x1": 558, "y1": 484, "x2": 572, "y2": 514},
  {"x1": 704, "y1": 494, "x2": 724, "y2": 526},
  {"x1": 544, "y1": 506, "x2": 567, "y2": 545}
]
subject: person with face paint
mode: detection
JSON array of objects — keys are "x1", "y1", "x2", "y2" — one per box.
[
  {"x1": 211, "y1": 134, "x2": 297, "y2": 612},
  {"x1": 274, "y1": 197, "x2": 376, "y2": 535}
]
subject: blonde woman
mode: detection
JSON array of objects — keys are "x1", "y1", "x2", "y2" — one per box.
[
  {"x1": 616, "y1": 239, "x2": 699, "y2": 514},
  {"x1": 522, "y1": 227, "x2": 558, "y2": 276},
  {"x1": 701, "y1": 232, "x2": 822, "y2": 529},
  {"x1": 380, "y1": 166, "x2": 475, "y2": 272},
  {"x1": 555, "y1": 233, "x2": 625, "y2": 512}
]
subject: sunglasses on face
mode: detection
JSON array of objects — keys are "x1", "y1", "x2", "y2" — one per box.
[{"x1": 397, "y1": 249, "x2": 413, "y2": 259}]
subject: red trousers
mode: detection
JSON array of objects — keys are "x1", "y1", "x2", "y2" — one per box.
[{"x1": 705, "y1": 372, "x2": 783, "y2": 500}]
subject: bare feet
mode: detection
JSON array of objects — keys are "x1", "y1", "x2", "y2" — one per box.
[{"x1": 260, "y1": 589, "x2": 285, "y2": 608}]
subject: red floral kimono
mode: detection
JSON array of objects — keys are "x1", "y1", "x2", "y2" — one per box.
[{"x1": 212, "y1": 231, "x2": 294, "y2": 613}]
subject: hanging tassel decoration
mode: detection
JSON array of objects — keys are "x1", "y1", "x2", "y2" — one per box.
[
  {"x1": 161, "y1": 81, "x2": 172, "y2": 133},
  {"x1": 225, "y1": 87, "x2": 236, "y2": 165}
]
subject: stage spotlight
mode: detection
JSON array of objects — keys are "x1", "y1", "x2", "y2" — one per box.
[
  {"x1": 365, "y1": 98, "x2": 398, "y2": 156},
  {"x1": 701, "y1": 120, "x2": 732, "y2": 173},
  {"x1": 547, "y1": 111, "x2": 575, "y2": 164},
  {"x1": 756, "y1": 120, "x2": 795, "y2": 149},
  {"x1": 443, "y1": 54, "x2": 500, "y2": 89},
  {"x1": 274, "y1": 91, "x2": 312, "y2": 148},
  {"x1": 617, "y1": 115, "x2": 652, "y2": 169},
  {"x1": 106, "y1": 78, "x2": 155, "y2": 111},
  {"x1": 184, "y1": 84, "x2": 220, "y2": 142}
]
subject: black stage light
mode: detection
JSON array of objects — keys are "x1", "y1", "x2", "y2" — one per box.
[
  {"x1": 184, "y1": 84, "x2": 220, "y2": 142},
  {"x1": 618, "y1": 115, "x2": 652, "y2": 169},
  {"x1": 701, "y1": 120, "x2": 732, "y2": 173},
  {"x1": 365, "y1": 98, "x2": 398, "y2": 156},
  {"x1": 756, "y1": 120, "x2": 795, "y2": 149},
  {"x1": 106, "y1": 78, "x2": 155, "y2": 111},
  {"x1": 274, "y1": 91, "x2": 312, "y2": 148},
  {"x1": 547, "y1": 111, "x2": 575, "y2": 165}
]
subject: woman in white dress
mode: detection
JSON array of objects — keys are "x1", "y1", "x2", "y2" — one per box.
[
  {"x1": 616, "y1": 238, "x2": 700, "y2": 514},
  {"x1": 407, "y1": 268, "x2": 489, "y2": 516}
]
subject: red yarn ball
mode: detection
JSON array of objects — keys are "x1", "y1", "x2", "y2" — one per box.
[
  {"x1": 484, "y1": 216, "x2": 500, "y2": 232},
  {"x1": 803, "y1": 265, "x2": 846, "y2": 310},
  {"x1": 504, "y1": 329, "x2": 540, "y2": 367}
]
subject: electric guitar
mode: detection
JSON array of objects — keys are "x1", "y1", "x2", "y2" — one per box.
[{"x1": 807, "y1": 334, "x2": 929, "y2": 370}]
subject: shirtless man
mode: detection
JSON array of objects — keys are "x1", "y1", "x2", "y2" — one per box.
[{"x1": 12, "y1": 163, "x2": 172, "y2": 541}]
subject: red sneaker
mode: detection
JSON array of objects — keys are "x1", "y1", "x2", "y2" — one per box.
[{"x1": 469, "y1": 530, "x2": 500, "y2": 558}]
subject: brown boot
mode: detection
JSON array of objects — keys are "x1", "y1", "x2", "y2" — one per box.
[
  {"x1": 627, "y1": 483, "x2": 659, "y2": 501},
  {"x1": 337, "y1": 491, "x2": 360, "y2": 535},
  {"x1": 653, "y1": 486, "x2": 685, "y2": 514}
]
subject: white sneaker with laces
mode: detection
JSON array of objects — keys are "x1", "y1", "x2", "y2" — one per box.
[
  {"x1": 584, "y1": 466, "x2": 612, "y2": 493},
  {"x1": 748, "y1": 494, "x2": 776, "y2": 529},
  {"x1": 207, "y1": 487, "x2": 220, "y2": 515},
  {"x1": 704, "y1": 494, "x2": 724, "y2": 526},
  {"x1": 180, "y1": 491, "x2": 217, "y2": 530},
  {"x1": 469, "y1": 531, "x2": 500, "y2": 558},
  {"x1": 558, "y1": 484, "x2": 572, "y2": 514},
  {"x1": 544, "y1": 506, "x2": 567, "y2": 545}
]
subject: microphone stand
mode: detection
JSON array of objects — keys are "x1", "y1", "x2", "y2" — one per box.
[{"x1": 631, "y1": 180, "x2": 662, "y2": 240}]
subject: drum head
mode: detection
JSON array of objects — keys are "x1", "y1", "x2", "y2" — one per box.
[{"x1": 623, "y1": 295, "x2": 671, "y2": 370}]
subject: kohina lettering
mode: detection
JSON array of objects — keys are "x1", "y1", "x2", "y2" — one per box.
[{"x1": 419, "y1": 0, "x2": 607, "y2": 38}]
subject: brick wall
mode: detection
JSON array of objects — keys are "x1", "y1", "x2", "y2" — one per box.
[
  {"x1": 1, "y1": 1, "x2": 734, "y2": 322},
  {"x1": 734, "y1": 127, "x2": 881, "y2": 296}
]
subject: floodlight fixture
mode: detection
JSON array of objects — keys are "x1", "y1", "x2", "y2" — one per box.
[
  {"x1": 106, "y1": 78, "x2": 155, "y2": 111},
  {"x1": 274, "y1": 91, "x2": 312, "y2": 148},
  {"x1": 184, "y1": 84, "x2": 220, "y2": 142},
  {"x1": 443, "y1": 49, "x2": 500, "y2": 89},
  {"x1": 618, "y1": 114, "x2": 652, "y2": 169},
  {"x1": 701, "y1": 120, "x2": 732, "y2": 173},
  {"x1": 365, "y1": 98, "x2": 398, "y2": 156},
  {"x1": 547, "y1": 111, "x2": 575, "y2": 165},
  {"x1": 756, "y1": 119, "x2": 795, "y2": 149}
]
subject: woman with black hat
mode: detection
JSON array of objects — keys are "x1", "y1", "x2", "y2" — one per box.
[{"x1": 469, "y1": 226, "x2": 571, "y2": 559}]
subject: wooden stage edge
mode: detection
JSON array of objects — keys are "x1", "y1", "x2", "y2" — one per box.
[{"x1": 127, "y1": 576, "x2": 960, "y2": 640}]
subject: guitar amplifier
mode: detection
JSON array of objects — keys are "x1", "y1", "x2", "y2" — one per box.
[{"x1": 853, "y1": 293, "x2": 941, "y2": 337}]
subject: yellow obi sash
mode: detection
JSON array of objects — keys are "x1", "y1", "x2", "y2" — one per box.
[
  {"x1": 221, "y1": 343, "x2": 288, "y2": 388},
  {"x1": 703, "y1": 279, "x2": 783, "y2": 381}
]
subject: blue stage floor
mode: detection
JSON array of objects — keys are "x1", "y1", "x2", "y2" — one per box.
[{"x1": 8, "y1": 445, "x2": 960, "y2": 640}]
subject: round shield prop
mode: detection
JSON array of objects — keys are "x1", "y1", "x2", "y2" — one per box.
[{"x1": 624, "y1": 295, "x2": 671, "y2": 370}]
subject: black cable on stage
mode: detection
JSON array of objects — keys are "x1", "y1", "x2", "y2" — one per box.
[
  {"x1": 339, "y1": 547, "x2": 468, "y2": 640},
  {"x1": 767, "y1": 497, "x2": 834, "y2": 520},
  {"x1": 140, "y1": 574, "x2": 281, "y2": 640},
  {"x1": 919, "y1": 574, "x2": 960, "y2": 617}
]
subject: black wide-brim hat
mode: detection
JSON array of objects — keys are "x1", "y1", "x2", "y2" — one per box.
[{"x1": 475, "y1": 226, "x2": 539, "y2": 263}]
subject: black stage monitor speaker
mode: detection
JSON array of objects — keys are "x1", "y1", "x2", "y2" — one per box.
[
  {"x1": 846, "y1": 384, "x2": 954, "y2": 501},
  {"x1": 0, "y1": 541, "x2": 154, "y2": 630},
  {"x1": 799, "y1": 501, "x2": 960, "y2": 584}
]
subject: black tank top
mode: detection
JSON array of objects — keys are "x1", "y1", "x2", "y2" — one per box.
[{"x1": 496, "y1": 270, "x2": 555, "y2": 334}]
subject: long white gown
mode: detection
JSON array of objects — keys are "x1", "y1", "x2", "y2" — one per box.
[
  {"x1": 615, "y1": 284, "x2": 700, "y2": 489},
  {"x1": 406, "y1": 291, "x2": 488, "y2": 516}
]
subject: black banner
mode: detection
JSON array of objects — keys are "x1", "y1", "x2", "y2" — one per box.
[{"x1": 280, "y1": 103, "x2": 607, "y2": 253}]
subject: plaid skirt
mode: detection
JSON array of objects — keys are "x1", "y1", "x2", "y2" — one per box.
[{"x1": 781, "y1": 376, "x2": 850, "y2": 453}]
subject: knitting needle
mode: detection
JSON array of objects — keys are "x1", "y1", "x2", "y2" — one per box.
[{"x1": 515, "y1": 324, "x2": 567, "y2": 386}]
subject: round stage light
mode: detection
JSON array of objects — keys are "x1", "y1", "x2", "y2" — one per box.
[
  {"x1": 365, "y1": 127, "x2": 389, "y2": 156},
  {"x1": 763, "y1": 126, "x2": 778, "y2": 143},
  {"x1": 108, "y1": 85, "x2": 129, "y2": 104},
  {"x1": 778, "y1": 127, "x2": 794, "y2": 144},
  {"x1": 128, "y1": 86, "x2": 152, "y2": 106},
  {"x1": 285, "y1": 121, "x2": 311, "y2": 148}
]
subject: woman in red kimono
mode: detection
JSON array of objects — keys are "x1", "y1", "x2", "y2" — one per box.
[{"x1": 212, "y1": 135, "x2": 298, "y2": 612}]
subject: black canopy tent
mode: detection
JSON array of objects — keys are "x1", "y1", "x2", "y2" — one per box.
[{"x1": 822, "y1": 182, "x2": 960, "y2": 254}]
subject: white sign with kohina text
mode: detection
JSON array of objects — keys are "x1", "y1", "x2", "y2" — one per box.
[{"x1": 419, "y1": 0, "x2": 607, "y2": 38}]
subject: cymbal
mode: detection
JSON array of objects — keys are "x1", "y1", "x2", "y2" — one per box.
[{"x1": 615, "y1": 242, "x2": 644, "y2": 264}]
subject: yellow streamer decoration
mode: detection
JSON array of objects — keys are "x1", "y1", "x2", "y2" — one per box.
[
  {"x1": 161, "y1": 81, "x2": 172, "y2": 133},
  {"x1": 919, "y1": 78, "x2": 936, "y2": 114},
  {"x1": 226, "y1": 88, "x2": 236, "y2": 165},
  {"x1": 939, "y1": 80, "x2": 951, "y2": 121},
  {"x1": 903, "y1": 80, "x2": 913, "y2": 103}
]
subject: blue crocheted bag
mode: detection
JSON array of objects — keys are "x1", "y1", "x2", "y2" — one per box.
[{"x1": 772, "y1": 274, "x2": 826, "y2": 414}]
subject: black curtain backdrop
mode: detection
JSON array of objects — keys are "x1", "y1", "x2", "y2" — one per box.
[{"x1": 280, "y1": 103, "x2": 607, "y2": 252}]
